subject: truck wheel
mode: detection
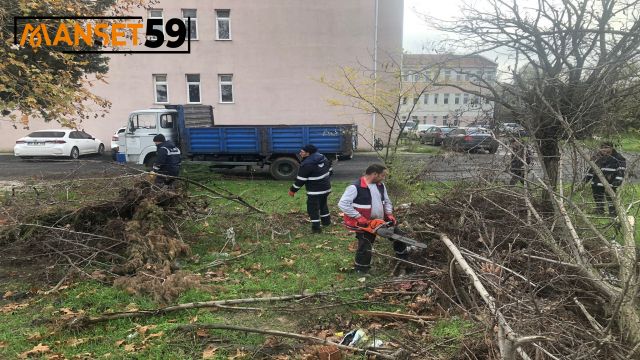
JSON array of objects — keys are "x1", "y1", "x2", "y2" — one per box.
[
  {"x1": 144, "y1": 154, "x2": 157, "y2": 169},
  {"x1": 270, "y1": 157, "x2": 299, "y2": 180},
  {"x1": 337, "y1": 152, "x2": 354, "y2": 161}
]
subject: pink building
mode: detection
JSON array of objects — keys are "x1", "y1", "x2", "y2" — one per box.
[{"x1": 0, "y1": 0, "x2": 404, "y2": 152}]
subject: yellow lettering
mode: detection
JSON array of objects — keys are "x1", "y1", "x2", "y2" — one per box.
[
  {"x1": 20, "y1": 23, "x2": 51, "y2": 47},
  {"x1": 127, "y1": 23, "x2": 144, "y2": 46},
  {"x1": 53, "y1": 23, "x2": 73, "y2": 46},
  {"x1": 73, "y1": 22, "x2": 93, "y2": 46},
  {"x1": 111, "y1": 23, "x2": 126, "y2": 47},
  {"x1": 94, "y1": 23, "x2": 110, "y2": 46}
]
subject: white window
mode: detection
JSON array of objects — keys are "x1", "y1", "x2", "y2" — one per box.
[
  {"x1": 423, "y1": 94, "x2": 428, "y2": 104},
  {"x1": 219, "y1": 74, "x2": 234, "y2": 103},
  {"x1": 186, "y1": 74, "x2": 201, "y2": 104},
  {"x1": 433, "y1": 116, "x2": 439, "y2": 124},
  {"x1": 443, "y1": 115, "x2": 448, "y2": 125},
  {"x1": 413, "y1": 96, "x2": 419, "y2": 104},
  {"x1": 443, "y1": 93, "x2": 449, "y2": 104},
  {"x1": 444, "y1": 70, "x2": 451, "y2": 82},
  {"x1": 401, "y1": 116, "x2": 407, "y2": 121},
  {"x1": 455, "y1": 93, "x2": 461, "y2": 105},
  {"x1": 433, "y1": 94, "x2": 439, "y2": 104},
  {"x1": 216, "y1": 9, "x2": 231, "y2": 40},
  {"x1": 402, "y1": 72, "x2": 409, "y2": 81},
  {"x1": 412, "y1": 115, "x2": 418, "y2": 121},
  {"x1": 456, "y1": 71, "x2": 462, "y2": 81},
  {"x1": 147, "y1": 9, "x2": 163, "y2": 40},
  {"x1": 402, "y1": 97, "x2": 407, "y2": 105},
  {"x1": 153, "y1": 74, "x2": 168, "y2": 103},
  {"x1": 182, "y1": 9, "x2": 198, "y2": 40},
  {"x1": 463, "y1": 93, "x2": 469, "y2": 104},
  {"x1": 423, "y1": 116, "x2": 428, "y2": 124},
  {"x1": 413, "y1": 74, "x2": 420, "y2": 82}
]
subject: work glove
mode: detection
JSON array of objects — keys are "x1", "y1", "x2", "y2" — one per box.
[
  {"x1": 288, "y1": 190, "x2": 296, "y2": 197},
  {"x1": 385, "y1": 214, "x2": 397, "y2": 226},
  {"x1": 356, "y1": 216, "x2": 369, "y2": 227}
]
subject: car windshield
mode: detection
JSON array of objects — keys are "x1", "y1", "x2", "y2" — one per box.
[
  {"x1": 441, "y1": 127, "x2": 455, "y2": 133},
  {"x1": 28, "y1": 131, "x2": 65, "y2": 138}
]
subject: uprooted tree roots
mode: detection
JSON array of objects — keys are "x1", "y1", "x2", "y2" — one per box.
[{"x1": 0, "y1": 180, "x2": 201, "y2": 303}]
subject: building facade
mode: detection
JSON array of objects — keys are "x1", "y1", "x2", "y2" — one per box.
[
  {"x1": 400, "y1": 54, "x2": 497, "y2": 127},
  {"x1": 0, "y1": 0, "x2": 404, "y2": 151}
]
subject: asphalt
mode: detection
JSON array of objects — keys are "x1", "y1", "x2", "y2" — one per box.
[{"x1": 0, "y1": 149, "x2": 636, "y2": 184}]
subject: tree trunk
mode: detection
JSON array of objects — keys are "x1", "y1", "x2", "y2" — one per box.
[{"x1": 537, "y1": 138, "x2": 560, "y2": 211}]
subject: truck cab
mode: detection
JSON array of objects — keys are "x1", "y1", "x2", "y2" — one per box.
[{"x1": 119, "y1": 108, "x2": 179, "y2": 166}]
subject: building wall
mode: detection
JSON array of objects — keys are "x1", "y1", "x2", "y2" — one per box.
[
  {"x1": 399, "y1": 56, "x2": 497, "y2": 127},
  {"x1": 0, "y1": 0, "x2": 403, "y2": 152}
]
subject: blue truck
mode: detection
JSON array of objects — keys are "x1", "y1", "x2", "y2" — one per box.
[{"x1": 118, "y1": 105, "x2": 357, "y2": 180}]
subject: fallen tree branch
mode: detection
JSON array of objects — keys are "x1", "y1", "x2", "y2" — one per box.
[
  {"x1": 439, "y1": 233, "x2": 536, "y2": 360},
  {"x1": 176, "y1": 323, "x2": 398, "y2": 360},
  {"x1": 352, "y1": 310, "x2": 438, "y2": 322},
  {"x1": 65, "y1": 286, "x2": 365, "y2": 328}
]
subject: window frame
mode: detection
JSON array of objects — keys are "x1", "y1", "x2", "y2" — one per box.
[
  {"x1": 454, "y1": 93, "x2": 461, "y2": 105},
  {"x1": 218, "y1": 74, "x2": 234, "y2": 103},
  {"x1": 147, "y1": 9, "x2": 164, "y2": 41},
  {"x1": 216, "y1": 9, "x2": 231, "y2": 40},
  {"x1": 153, "y1": 74, "x2": 169, "y2": 104},
  {"x1": 182, "y1": 9, "x2": 198, "y2": 40},
  {"x1": 186, "y1": 74, "x2": 202, "y2": 104},
  {"x1": 443, "y1": 93, "x2": 449, "y2": 104}
]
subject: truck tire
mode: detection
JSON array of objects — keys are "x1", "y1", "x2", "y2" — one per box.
[
  {"x1": 269, "y1": 157, "x2": 299, "y2": 180},
  {"x1": 144, "y1": 153, "x2": 157, "y2": 170}
]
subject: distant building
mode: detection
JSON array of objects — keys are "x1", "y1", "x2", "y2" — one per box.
[
  {"x1": 0, "y1": 0, "x2": 404, "y2": 151},
  {"x1": 400, "y1": 54, "x2": 497, "y2": 127}
]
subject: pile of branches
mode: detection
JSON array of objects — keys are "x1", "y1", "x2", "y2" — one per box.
[
  {"x1": 400, "y1": 184, "x2": 639, "y2": 359},
  {"x1": 0, "y1": 179, "x2": 203, "y2": 303}
]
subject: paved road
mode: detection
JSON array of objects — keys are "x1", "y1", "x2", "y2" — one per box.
[{"x1": 0, "y1": 150, "x2": 636, "y2": 184}]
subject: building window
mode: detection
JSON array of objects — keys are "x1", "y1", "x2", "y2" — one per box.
[
  {"x1": 433, "y1": 116, "x2": 438, "y2": 124},
  {"x1": 424, "y1": 71, "x2": 431, "y2": 81},
  {"x1": 402, "y1": 72, "x2": 409, "y2": 82},
  {"x1": 444, "y1": 70, "x2": 451, "y2": 82},
  {"x1": 454, "y1": 93, "x2": 461, "y2": 105},
  {"x1": 463, "y1": 93, "x2": 469, "y2": 104},
  {"x1": 465, "y1": 73, "x2": 470, "y2": 81},
  {"x1": 186, "y1": 74, "x2": 201, "y2": 104},
  {"x1": 485, "y1": 97, "x2": 490, "y2": 104},
  {"x1": 147, "y1": 9, "x2": 163, "y2": 40},
  {"x1": 153, "y1": 74, "x2": 168, "y2": 103},
  {"x1": 423, "y1": 116, "x2": 428, "y2": 124},
  {"x1": 456, "y1": 71, "x2": 462, "y2": 81},
  {"x1": 413, "y1": 74, "x2": 420, "y2": 82},
  {"x1": 443, "y1": 94, "x2": 449, "y2": 104},
  {"x1": 412, "y1": 115, "x2": 418, "y2": 121},
  {"x1": 423, "y1": 94, "x2": 428, "y2": 104},
  {"x1": 413, "y1": 96, "x2": 419, "y2": 104},
  {"x1": 182, "y1": 9, "x2": 198, "y2": 40},
  {"x1": 402, "y1": 97, "x2": 408, "y2": 105},
  {"x1": 443, "y1": 115, "x2": 449, "y2": 125},
  {"x1": 401, "y1": 116, "x2": 407, "y2": 121},
  {"x1": 216, "y1": 9, "x2": 231, "y2": 40},
  {"x1": 219, "y1": 74, "x2": 234, "y2": 103},
  {"x1": 433, "y1": 94, "x2": 439, "y2": 104}
]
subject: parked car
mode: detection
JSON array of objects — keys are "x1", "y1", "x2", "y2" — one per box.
[
  {"x1": 497, "y1": 123, "x2": 528, "y2": 137},
  {"x1": 399, "y1": 121, "x2": 417, "y2": 138},
  {"x1": 419, "y1": 126, "x2": 455, "y2": 145},
  {"x1": 111, "y1": 127, "x2": 126, "y2": 160},
  {"x1": 442, "y1": 127, "x2": 499, "y2": 153},
  {"x1": 14, "y1": 129, "x2": 104, "y2": 160},
  {"x1": 411, "y1": 124, "x2": 433, "y2": 139}
]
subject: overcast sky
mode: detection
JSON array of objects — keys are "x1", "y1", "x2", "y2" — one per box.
[{"x1": 403, "y1": 0, "x2": 462, "y2": 53}]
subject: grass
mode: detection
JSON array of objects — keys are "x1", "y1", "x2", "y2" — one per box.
[
  {"x1": 397, "y1": 140, "x2": 442, "y2": 154},
  {"x1": 1, "y1": 168, "x2": 639, "y2": 359},
  {"x1": 582, "y1": 132, "x2": 640, "y2": 153}
]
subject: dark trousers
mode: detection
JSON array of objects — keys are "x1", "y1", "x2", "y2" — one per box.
[
  {"x1": 592, "y1": 185, "x2": 617, "y2": 214},
  {"x1": 509, "y1": 169, "x2": 525, "y2": 185},
  {"x1": 354, "y1": 228, "x2": 408, "y2": 272},
  {"x1": 155, "y1": 166, "x2": 180, "y2": 186},
  {"x1": 307, "y1": 194, "x2": 330, "y2": 229}
]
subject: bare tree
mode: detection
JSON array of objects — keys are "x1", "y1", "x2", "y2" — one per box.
[{"x1": 320, "y1": 56, "x2": 434, "y2": 162}]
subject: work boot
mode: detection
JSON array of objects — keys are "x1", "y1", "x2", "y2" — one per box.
[
  {"x1": 311, "y1": 226, "x2": 322, "y2": 234},
  {"x1": 321, "y1": 218, "x2": 332, "y2": 226}
]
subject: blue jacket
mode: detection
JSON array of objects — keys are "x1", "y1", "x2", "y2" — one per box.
[
  {"x1": 289, "y1": 152, "x2": 332, "y2": 195},
  {"x1": 153, "y1": 140, "x2": 181, "y2": 174}
]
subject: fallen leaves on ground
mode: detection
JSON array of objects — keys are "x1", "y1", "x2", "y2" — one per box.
[{"x1": 19, "y1": 343, "x2": 51, "y2": 358}]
